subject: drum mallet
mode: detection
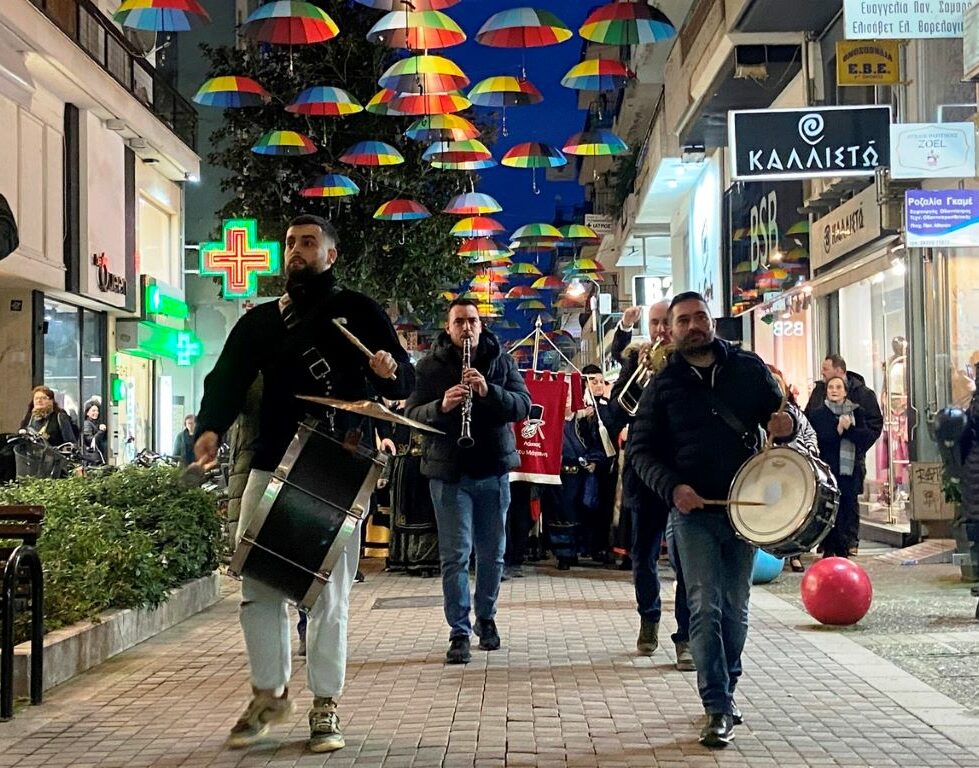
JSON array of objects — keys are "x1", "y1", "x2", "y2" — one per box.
[{"x1": 332, "y1": 318, "x2": 397, "y2": 380}]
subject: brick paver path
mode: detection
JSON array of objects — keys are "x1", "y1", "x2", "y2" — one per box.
[{"x1": 1, "y1": 564, "x2": 977, "y2": 767}]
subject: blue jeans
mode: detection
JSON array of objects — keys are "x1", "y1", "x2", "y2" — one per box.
[
  {"x1": 431, "y1": 475, "x2": 511, "y2": 639},
  {"x1": 631, "y1": 503, "x2": 663, "y2": 623},
  {"x1": 671, "y1": 509, "x2": 755, "y2": 715},
  {"x1": 665, "y1": 515, "x2": 690, "y2": 644}
]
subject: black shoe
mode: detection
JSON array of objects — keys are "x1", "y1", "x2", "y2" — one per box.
[
  {"x1": 506, "y1": 564, "x2": 524, "y2": 578},
  {"x1": 731, "y1": 703, "x2": 743, "y2": 725},
  {"x1": 557, "y1": 558, "x2": 572, "y2": 571},
  {"x1": 617, "y1": 556, "x2": 633, "y2": 571},
  {"x1": 699, "y1": 714, "x2": 735, "y2": 748},
  {"x1": 474, "y1": 618, "x2": 501, "y2": 650},
  {"x1": 354, "y1": 570, "x2": 365, "y2": 583},
  {"x1": 446, "y1": 636, "x2": 471, "y2": 664},
  {"x1": 636, "y1": 618, "x2": 659, "y2": 656}
]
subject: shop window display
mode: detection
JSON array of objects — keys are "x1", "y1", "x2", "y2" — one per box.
[{"x1": 948, "y1": 251, "x2": 979, "y2": 410}]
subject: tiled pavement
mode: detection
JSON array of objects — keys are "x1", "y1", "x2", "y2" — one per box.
[{"x1": 1, "y1": 562, "x2": 978, "y2": 767}]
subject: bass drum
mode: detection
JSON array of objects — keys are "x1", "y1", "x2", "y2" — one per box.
[{"x1": 728, "y1": 447, "x2": 839, "y2": 558}]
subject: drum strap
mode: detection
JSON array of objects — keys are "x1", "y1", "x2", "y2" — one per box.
[{"x1": 708, "y1": 392, "x2": 762, "y2": 452}]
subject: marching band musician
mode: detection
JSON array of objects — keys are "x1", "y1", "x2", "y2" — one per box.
[
  {"x1": 193, "y1": 215, "x2": 414, "y2": 753},
  {"x1": 608, "y1": 300, "x2": 693, "y2": 670},
  {"x1": 405, "y1": 299, "x2": 530, "y2": 664},
  {"x1": 627, "y1": 292, "x2": 795, "y2": 748}
]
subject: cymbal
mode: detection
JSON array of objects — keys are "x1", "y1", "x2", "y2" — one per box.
[{"x1": 297, "y1": 396, "x2": 445, "y2": 435}]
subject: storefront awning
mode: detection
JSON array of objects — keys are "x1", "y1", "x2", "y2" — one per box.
[
  {"x1": 679, "y1": 45, "x2": 802, "y2": 149},
  {"x1": 734, "y1": 0, "x2": 841, "y2": 33}
]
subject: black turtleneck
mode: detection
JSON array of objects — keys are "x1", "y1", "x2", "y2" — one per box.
[{"x1": 196, "y1": 271, "x2": 415, "y2": 471}]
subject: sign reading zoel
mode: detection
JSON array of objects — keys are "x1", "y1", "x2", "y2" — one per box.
[{"x1": 729, "y1": 105, "x2": 892, "y2": 182}]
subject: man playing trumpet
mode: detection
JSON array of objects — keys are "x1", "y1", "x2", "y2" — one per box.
[{"x1": 406, "y1": 299, "x2": 530, "y2": 664}]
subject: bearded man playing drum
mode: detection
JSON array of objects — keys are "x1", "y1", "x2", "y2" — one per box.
[
  {"x1": 194, "y1": 215, "x2": 414, "y2": 752},
  {"x1": 627, "y1": 291, "x2": 795, "y2": 748}
]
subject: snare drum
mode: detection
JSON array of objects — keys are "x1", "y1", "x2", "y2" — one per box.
[
  {"x1": 229, "y1": 418, "x2": 387, "y2": 611},
  {"x1": 727, "y1": 447, "x2": 839, "y2": 558}
]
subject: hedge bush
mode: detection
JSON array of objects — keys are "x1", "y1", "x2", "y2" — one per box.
[{"x1": 0, "y1": 465, "x2": 222, "y2": 636}]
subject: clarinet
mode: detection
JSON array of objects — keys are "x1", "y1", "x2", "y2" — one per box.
[{"x1": 458, "y1": 337, "x2": 474, "y2": 448}]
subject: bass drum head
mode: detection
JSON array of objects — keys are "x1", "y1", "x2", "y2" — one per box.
[{"x1": 728, "y1": 447, "x2": 816, "y2": 546}]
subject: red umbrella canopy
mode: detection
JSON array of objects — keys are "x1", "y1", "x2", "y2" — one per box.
[
  {"x1": 241, "y1": 1, "x2": 340, "y2": 45},
  {"x1": 476, "y1": 7, "x2": 573, "y2": 48}
]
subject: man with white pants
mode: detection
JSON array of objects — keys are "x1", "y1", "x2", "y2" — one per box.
[{"x1": 194, "y1": 215, "x2": 414, "y2": 752}]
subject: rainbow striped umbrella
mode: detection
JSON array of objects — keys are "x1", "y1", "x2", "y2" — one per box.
[
  {"x1": 563, "y1": 129, "x2": 630, "y2": 157},
  {"x1": 193, "y1": 76, "x2": 269, "y2": 108},
  {"x1": 506, "y1": 285, "x2": 539, "y2": 300},
  {"x1": 561, "y1": 58, "x2": 633, "y2": 91},
  {"x1": 389, "y1": 91, "x2": 471, "y2": 116},
  {"x1": 379, "y1": 54, "x2": 469, "y2": 95},
  {"x1": 450, "y1": 216, "x2": 505, "y2": 238},
  {"x1": 509, "y1": 263, "x2": 544, "y2": 276},
  {"x1": 476, "y1": 8, "x2": 572, "y2": 48},
  {"x1": 468, "y1": 76, "x2": 542, "y2": 107},
  {"x1": 355, "y1": 0, "x2": 460, "y2": 9},
  {"x1": 458, "y1": 238, "x2": 512, "y2": 261},
  {"x1": 517, "y1": 299, "x2": 547, "y2": 310},
  {"x1": 559, "y1": 224, "x2": 602, "y2": 245},
  {"x1": 367, "y1": 10, "x2": 466, "y2": 50},
  {"x1": 301, "y1": 174, "x2": 360, "y2": 198},
  {"x1": 430, "y1": 157, "x2": 498, "y2": 170},
  {"x1": 502, "y1": 143, "x2": 566, "y2": 193},
  {"x1": 510, "y1": 239, "x2": 557, "y2": 251},
  {"x1": 251, "y1": 130, "x2": 316, "y2": 156},
  {"x1": 287, "y1": 86, "x2": 362, "y2": 116},
  {"x1": 374, "y1": 199, "x2": 431, "y2": 221},
  {"x1": 513, "y1": 223, "x2": 562, "y2": 241},
  {"x1": 423, "y1": 139, "x2": 492, "y2": 164},
  {"x1": 242, "y1": 1, "x2": 339, "y2": 45},
  {"x1": 444, "y1": 192, "x2": 502, "y2": 215},
  {"x1": 340, "y1": 140, "x2": 404, "y2": 166},
  {"x1": 532, "y1": 275, "x2": 565, "y2": 290},
  {"x1": 405, "y1": 114, "x2": 480, "y2": 142},
  {"x1": 365, "y1": 88, "x2": 409, "y2": 117},
  {"x1": 113, "y1": 0, "x2": 209, "y2": 32},
  {"x1": 580, "y1": 1, "x2": 677, "y2": 45}
]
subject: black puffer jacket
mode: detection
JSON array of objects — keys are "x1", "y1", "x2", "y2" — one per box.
[
  {"x1": 405, "y1": 330, "x2": 531, "y2": 482},
  {"x1": 627, "y1": 338, "x2": 790, "y2": 507}
]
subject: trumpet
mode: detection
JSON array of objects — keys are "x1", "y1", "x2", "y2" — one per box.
[
  {"x1": 616, "y1": 338, "x2": 674, "y2": 417},
  {"x1": 458, "y1": 337, "x2": 474, "y2": 448}
]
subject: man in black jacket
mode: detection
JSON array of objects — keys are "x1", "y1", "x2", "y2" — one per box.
[
  {"x1": 628, "y1": 292, "x2": 794, "y2": 748},
  {"x1": 805, "y1": 354, "x2": 883, "y2": 553},
  {"x1": 194, "y1": 215, "x2": 414, "y2": 753},
  {"x1": 406, "y1": 299, "x2": 531, "y2": 664},
  {"x1": 608, "y1": 300, "x2": 693, "y2": 670}
]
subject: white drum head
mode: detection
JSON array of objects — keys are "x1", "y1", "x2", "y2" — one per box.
[{"x1": 728, "y1": 448, "x2": 816, "y2": 545}]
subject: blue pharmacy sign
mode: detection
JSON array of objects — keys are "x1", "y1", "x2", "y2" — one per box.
[{"x1": 905, "y1": 189, "x2": 979, "y2": 248}]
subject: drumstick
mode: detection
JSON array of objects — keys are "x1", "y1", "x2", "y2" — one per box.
[
  {"x1": 332, "y1": 318, "x2": 397, "y2": 380},
  {"x1": 701, "y1": 499, "x2": 767, "y2": 506}
]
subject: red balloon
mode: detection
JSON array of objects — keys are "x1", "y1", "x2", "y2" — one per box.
[{"x1": 800, "y1": 557, "x2": 873, "y2": 625}]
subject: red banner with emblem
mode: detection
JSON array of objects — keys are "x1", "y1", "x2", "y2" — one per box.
[{"x1": 509, "y1": 371, "x2": 582, "y2": 485}]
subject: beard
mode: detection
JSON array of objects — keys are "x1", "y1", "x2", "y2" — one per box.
[
  {"x1": 285, "y1": 261, "x2": 318, "y2": 292},
  {"x1": 675, "y1": 330, "x2": 713, "y2": 354}
]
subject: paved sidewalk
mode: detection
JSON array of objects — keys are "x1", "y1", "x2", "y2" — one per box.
[{"x1": 1, "y1": 562, "x2": 978, "y2": 767}]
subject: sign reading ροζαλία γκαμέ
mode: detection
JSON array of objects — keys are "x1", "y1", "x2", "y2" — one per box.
[
  {"x1": 728, "y1": 106, "x2": 891, "y2": 182},
  {"x1": 844, "y1": 0, "x2": 973, "y2": 39},
  {"x1": 905, "y1": 189, "x2": 979, "y2": 247}
]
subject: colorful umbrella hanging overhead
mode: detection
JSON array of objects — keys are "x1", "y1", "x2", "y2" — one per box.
[
  {"x1": 580, "y1": 1, "x2": 677, "y2": 45},
  {"x1": 365, "y1": 88, "x2": 409, "y2": 116},
  {"x1": 532, "y1": 275, "x2": 565, "y2": 290},
  {"x1": 450, "y1": 216, "x2": 505, "y2": 238},
  {"x1": 340, "y1": 140, "x2": 405, "y2": 189},
  {"x1": 388, "y1": 91, "x2": 471, "y2": 116},
  {"x1": 300, "y1": 173, "x2": 360, "y2": 198},
  {"x1": 366, "y1": 10, "x2": 466, "y2": 51},
  {"x1": 405, "y1": 114, "x2": 480, "y2": 142},
  {"x1": 444, "y1": 192, "x2": 502, "y2": 215},
  {"x1": 558, "y1": 223, "x2": 602, "y2": 246},
  {"x1": 355, "y1": 0, "x2": 460, "y2": 9},
  {"x1": 430, "y1": 157, "x2": 498, "y2": 171},
  {"x1": 476, "y1": 7, "x2": 573, "y2": 49},
  {"x1": 113, "y1": 0, "x2": 210, "y2": 32},
  {"x1": 501, "y1": 143, "x2": 567, "y2": 194},
  {"x1": 508, "y1": 262, "x2": 544, "y2": 276},
  {"x1": 193, "y1": 76, "x2": 269, "y2": 108},
  {"x1": 251, "y1": 130, "x2": 317, "y2": 156},
  {"x1": 286, "y1": 86, "x2": 363, "y2": 116},
  {"x1": 512, "y1": 222, "x2": 563, "y2": 241},
  {"x1": 379, "y1": 54, "x2": 469, "y2": 95},
  {"x1": 458, "y1": 237, "x2": 512, "y2": 261},
  {"x1": 506, "y1": 285, "x2": 539, "y2": 299},
  {"x1": 560, "y1": 58, "x2": 633, "y2": 91},
  {"x1": 242, "y1": 1, "x2": 339, "y2": 44},
  {"x1": 375, "y1": 198, "x2": 431, "y2": 244},
  {"x1": 468, "y1": 75, "x2": 543, "y2": 136},
  {"x1": 423, "y1": 139, "x2": 493, "y2": 164},
  {"x1": 563, "y1": 129, "x2": 630, "y2": 157}
]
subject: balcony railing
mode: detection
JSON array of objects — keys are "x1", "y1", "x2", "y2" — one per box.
[{"x1": 28, "y1": 0, "x2": 197, "y2": 151}]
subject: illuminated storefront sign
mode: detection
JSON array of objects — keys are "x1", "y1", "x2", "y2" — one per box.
[
  {"x1": 115, "y1": 320, "x2": 204, "y2": 367},
  {"x1": 199, "y1": 218, "x2": 281, "y2": 299},
  {"x1": 836, "y1": 40, "x2": 900, "y2": 85}
]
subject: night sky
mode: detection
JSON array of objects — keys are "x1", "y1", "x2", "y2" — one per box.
[{"x1": 446, "y1": 2, "x2": 593, "y2": 231}]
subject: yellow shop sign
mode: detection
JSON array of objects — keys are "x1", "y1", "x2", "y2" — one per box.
[{"x1": 836, "y1": 40, "x2": 900, "y2": 86}]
